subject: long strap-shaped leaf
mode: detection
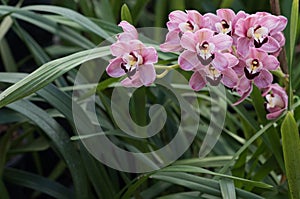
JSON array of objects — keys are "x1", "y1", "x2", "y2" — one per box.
[
  {"x1": 6, "y1": 99, "x2": 89, "y2": 199},
  {"x1": 23, "y1": 5, "x2": 114, "y2": 42},
  {"x1": 0, "y1": 6, "x2": 95, "y2": 49},
  {"x1": 0, "y1": 46, "x2": 110, "y2": 108},
  {"x1": 3, "y1": 168, "x2": 73, "y2": 199}
]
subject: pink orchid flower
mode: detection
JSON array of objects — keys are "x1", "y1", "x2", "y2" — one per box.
[
  {"x1": 235, "y1": 12, "x2": 287, "y2": 55},
  {"x1": 262, "y1": 84, "x2": 287, "y2": 120},
  {"x1": 188, "y1": 52, "x2": 239, "y2": 91},
  {"x1": 160, "y1": 10, "x2": 209, "y2": 52},
  {"x1": 178, "y1": 28, "x2": 233, "y2": 71},
  {"x1": 242, "y1": 48, "x2": 279, "y2": 88},
  {"x1": 106, "y1": 22, "x2": 158, "y2": 87},
  {"x1": 205, "y1": 9, "x2": 247, "y2": 35}
]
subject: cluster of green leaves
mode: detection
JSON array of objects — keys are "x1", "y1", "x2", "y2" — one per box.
[{"x1": 0, "y1": 0, "x2": 299, "y2": 199}]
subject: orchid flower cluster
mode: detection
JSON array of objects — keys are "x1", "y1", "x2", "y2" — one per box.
[{"x1": 106, "y1": 9, "x2": 288, "y2": 120}]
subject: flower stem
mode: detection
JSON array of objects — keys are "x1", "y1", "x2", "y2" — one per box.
[{"x1": 155, "y1": 64, "x2": 179, "y2": 79}]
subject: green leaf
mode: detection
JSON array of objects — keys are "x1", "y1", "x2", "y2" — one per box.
[
  {"x1": 289, "y1": 0, "x2": 299, "y2": 109},
  {"x1": 0, "y1": 46, "x2": 110, "y2": 108},
  {"x1": 3, "y1": 168, "x2": 73, "y2": 199},
  {"x1": 0, "y1": 180, "x2": 9, "y2": 199},
  {"x1": 23, "y1": 5, "x2": 113, "y2": 42},
  {"x1": 0, "y1": 129, "x2": 11, "y2": 176},
  {"x1": 161, "y1": 165, "x2": 273, "y2": 189},
  {"x1": 121, "y1": 4, "x2": 133, "y2": 24},
  {"x1": 8, "y1": 136, "x2": 50, "y2": 154},
  {"x1": 281, "y1": 112, "x2": 300, "y2": 199},
  {"x1": 7, "y1": 100, "x2": 89, "y2": 198},
  {"x1": 0, "y1": 6, "x2": 95, "y2": 49},
  {"x1": 220, "y1": 178, "x2": 236, "y2": 199},
  {"x1": 0, "y1": 38, "x2": 17, "y2": 72}
]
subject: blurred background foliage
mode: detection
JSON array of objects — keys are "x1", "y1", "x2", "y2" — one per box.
[{"x1": 0, "y1": 0, "x2": 299, "y2": 199}]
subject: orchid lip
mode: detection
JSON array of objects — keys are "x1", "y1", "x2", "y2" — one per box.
[
  {"x1": 216, "y1": 19, "x2": 232, "y2": 35},
  {"x1": 244, "y1": 67, "x2": 260, "y2": 79},
  {"x1": 206, "y1": 74, "x2": 223, "y2": 86},
  {"x1": 197, "y1": 54, "x2": 215, "y2": 65},
  {"x1": 196, "y1": 42, "x2": 215, "y2": 65}
]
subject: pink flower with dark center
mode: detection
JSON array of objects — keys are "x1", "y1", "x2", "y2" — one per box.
[
  {"x1": 106, "y1": 22, "x2": 158, "y2": 87},
  {"x1": 262, "y1": 84, "x2": 287, "y2": 120},
  {"x1": 235, "y1": 12, "x2": 287, "y2": 55},
  {"x1": 188, "y1": 53, "x2": 239, "y2": 91},
  {"x1": 160, "y1": 10, "x2": 209, "y2": 52},
  {"x1": 178, "y1": 28, "x2": 233, "y2": 71},
  {"x1": 241, "y1": 48, "x2": 279, "y2": 88},
  {"x1": 205, "y1": 9, "x2": 247, "y2": 36}
]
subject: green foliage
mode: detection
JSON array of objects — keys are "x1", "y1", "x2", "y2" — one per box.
[{"x1": 0, "y1": 0, "x2": 299, "y2": 198}]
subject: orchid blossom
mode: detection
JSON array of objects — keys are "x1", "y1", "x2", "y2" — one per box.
[
  {"x1": 160, "y1": 10, "x2": 209, "y2": 52},
  {"x1": 106, "y1": 21, "x2": 158, "y2": 87},
  {"x1": 235, "y1": 12, "x2": 287, "y2": 55},
  {"x1": 262, "y1": 84, "x2": 288, "y2": 120}
]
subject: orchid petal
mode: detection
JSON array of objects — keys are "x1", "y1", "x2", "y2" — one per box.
[
  {"x1": 262, "y1": 55, "x2": 279, "y2": 70},
  {"x1": 160, "y1": 31, "x2": 182, "y2": 52},
  {"x1": 180, "y1": 31, "x2": 197, "y2": 51},
  {"x1": 138, "y1": 64, "x2": 156, "y2": 86},
  {"x1": 210, "y1": 34, "x2": 232, "y2": 51},
  {"x1": 222, "y1": 68, "x2": 238, "y2": 88},
  {"x1": 141, "y1": 47, "x2": 158, "y2": 64},
  {"x1": 106, "y1": 58, "x2": 125, "y2": 77},
  {"x1": 254, "y1": 69, "x2": 273, "y2": 89},
  {"x1": 179, "y1": 50, "x2": 199, "y2": 71},
  {"x1": 121, "y1": 73, "x2": 143, "y2": 87},
  {"x1": 189, "y1": 71, "x2": 206, "y2": 91},
  {"x1": 212, "y1": 52, "x2": 228, "y2": 71},
  {"x1": 259, "y1": 36, "x2": 280, "y2": 53}
]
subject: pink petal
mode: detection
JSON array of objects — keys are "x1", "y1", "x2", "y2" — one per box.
[
  {"x1": 189, "y1": 71, "x2": 206, "y2": 91},
  {"x1": 262, "y1": 54, "x2": 279, "y2": 70},
  {"x1": 141, "y1": 47, "x2": 158, "y2": 64},
  {"x1": 210, "y1": 34, "x2": 232, "y2": 51},
  {"x1": 118, "y1": 21, "x2": 138, "y2": 40},
  {"x1": 110, "y1": 41, "x2": 129, "y2": 57},
  {"x1": 106, "y1": 58, "x2": 125, "y2": 77},
  {"x1": 187, "y1": 10, "x2": 204, "y2": 27},
  {"x1": 179, "y1": 50, "x2": 199, "y2": 71},
  {"x1": 248, "y1": 48, "x2": 267, "y2": 60},
  {"x1": 121, "y1": 73, "x2": 143, "y2": 87},
  {"x1": 216, "y1": 9, "x2": 235, "y2": 23},
  {"x1": 221, "y1": 68, "x2": 238, "y2": 88},
  {"x1": 160, "y1": 31, "x2": 182, "y2": 52},
  {"x1": 260, "y1": 36, "x2": 280, "y2": 53},
  {"x1": 223, "y1": 53, "x2": 239, "y2": 67},
  {"x1": 254, "y1": 69, "x2": 273, "y2": 89},
  {"x1": 237, "y1": 37, "x2": 252, "y2": 57},
  {"x1": 167, "y1": 10, "x2": 187, "y2": 31},
  {"x1": 180, "y1": 31, "x2": 196, "y2": 51},
  {"x1": 138, "y1": 64, "x2": 156, "y2": 86},
  {"x1": 211, "y1": 52, "x2": 228, "y2": 71},
  {"x1": 273, "y1": 32, "x2": 285, "y2": 47},
  {"x1": 233, "y1": 84, "x2": 253, "y2": 106},
  {"x1": 266, "y1": 109, "x2": 285, "y2": 120},
  {"x1": 195, "y1": 28, "x2": 215, "y2": 43},
  {"x1": 204, "y1": 13, "x2": 219, "y2": 29}
]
